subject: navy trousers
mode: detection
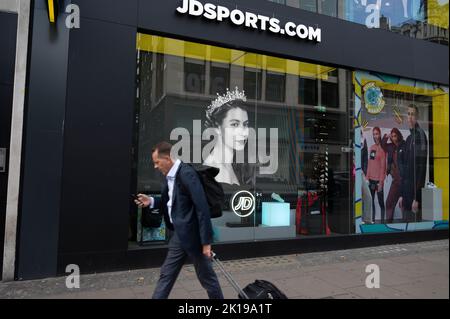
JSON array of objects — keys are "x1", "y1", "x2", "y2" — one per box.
[{"x1": 152, "y1": 231, "x2": 224, "y2": 299}]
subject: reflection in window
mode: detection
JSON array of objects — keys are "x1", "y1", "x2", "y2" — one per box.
[
  {"x1": 155, "y1": 54, "x2": 165, "y2": 102},
  {"x1": 299, "y1": 77, "x2": 318, "y2": 106},
  {"x1": 321, "y1": 81, "x2": 339, "y2": 108},
  {"x1": 328, "y1": 68, "x2": 338, "y2": 77},
  {"x1": 184, "y1": 59, "x2": 205, "y2": 94},
  {"x1": 244, "y1": 68, "x2": 262, "y2": 100},
  {"x1": 320, "y1": 0, "x2": 337, "y2": 17},
  {"x1": 266, "y1": 72, "x2": 286, "y2": 102},
  {"x1": 344, "y1": 0, "x2": 448, "y2": 45},
  {"x1": 300, "y1": 0, "x2": 317, "y2": 12},
  {"x1": 138, "y1": 51, "x2": 152, "y2": 110},
  {"x1": 303, "y1": 111, "x2": 346, "y2": 144},
  {"x1": 210, "y1": 63, "x2": 230, "y2": 95}
]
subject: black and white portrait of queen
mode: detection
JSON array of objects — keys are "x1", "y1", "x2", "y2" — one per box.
[{"x1": 203, "y1": 87, "x2": 256, "y2": 186}]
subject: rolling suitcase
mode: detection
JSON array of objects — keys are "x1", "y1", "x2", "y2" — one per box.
[{"x1": 212, "y1": 252, "x2": 288, "y2": 299}]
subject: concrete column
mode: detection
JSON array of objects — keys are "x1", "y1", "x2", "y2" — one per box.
[{"x1": 2, "y1": 0, "x2": 31, "y2": 281}]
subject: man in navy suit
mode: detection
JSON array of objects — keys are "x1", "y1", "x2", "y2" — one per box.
[{"x1": 135, "y1": 141, "x2": 223, "y2": 299}]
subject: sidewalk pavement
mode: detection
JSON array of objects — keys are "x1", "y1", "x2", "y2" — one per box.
[{"x1": 0, "y1": 239, "x2": 448, "y2": 299}]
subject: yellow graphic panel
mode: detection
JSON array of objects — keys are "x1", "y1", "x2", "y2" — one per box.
[
  {"x1": 433, "y1": 94, "x2": 449, "y2": 158},
  {"x1": 433, "y1": 94, "x2": 449, "y2": 220},
  {"x1": 434, "y1": 159, "x2": 449, "y2": 220},
  {"x1": 355, "y1": 201, "x2": 362, "y2": 218}
]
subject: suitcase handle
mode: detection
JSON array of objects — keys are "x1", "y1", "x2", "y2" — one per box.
[{"x1": 211, "y1": 252, "x2": 249, "y2": 299}]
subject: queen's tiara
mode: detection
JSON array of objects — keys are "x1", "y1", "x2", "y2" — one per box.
[{"x1": 206, "y1": 87, "x2": 247, "y2": 117}]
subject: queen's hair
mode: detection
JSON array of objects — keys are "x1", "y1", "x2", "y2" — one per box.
[
  {"x1": 204, "y1": 100, "x2": 248, "y2": 128},
  {"x1": 390, "y1": 127, "x2": 404, "y2": 143}
]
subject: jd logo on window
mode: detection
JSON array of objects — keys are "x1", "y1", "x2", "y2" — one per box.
[{"x1": 231, "y1": 191, "x2": 255, "y2": 218}]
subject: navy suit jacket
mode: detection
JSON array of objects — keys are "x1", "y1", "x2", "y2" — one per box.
[{"x1": 153, "y1": 162, "x2": 213, "y2": 255}]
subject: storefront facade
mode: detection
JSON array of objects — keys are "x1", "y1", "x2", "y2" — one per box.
[{"x1": 1, "y1": 0, "x2": 448, "y2": 280}]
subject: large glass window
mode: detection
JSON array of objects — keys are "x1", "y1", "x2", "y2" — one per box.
[
  {"x1": 132, "y1": 33, "x2": 353, "y2": 248},
  {"x1": 131, "y1": 33, "x2": 448, "y2": 249},
  {"x1": 353, "y1": 71, "x2": 449, "y2": 234}
]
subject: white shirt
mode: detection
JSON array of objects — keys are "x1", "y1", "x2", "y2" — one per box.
[{"x1": 164, "y1": 159, "x2": 181, "y2": 224}]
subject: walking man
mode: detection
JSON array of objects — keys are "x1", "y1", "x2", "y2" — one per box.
[{"x1": 135, "y1": 141, "x2": 223, "y2": 299}]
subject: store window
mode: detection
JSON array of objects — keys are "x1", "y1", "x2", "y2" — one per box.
[
  {"x1": 353, "y1": 71, "x2": 449, "y2": 234},
  {"x1": 132, "y1": 33, "x2": 354, "y2": 248}
]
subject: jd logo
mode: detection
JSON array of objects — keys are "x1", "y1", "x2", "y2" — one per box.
[{"x1": 231, "y1": 191, "x2": 255, "y2": 218}]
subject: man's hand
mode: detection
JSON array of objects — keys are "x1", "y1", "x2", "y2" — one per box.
[
  {"x1": 203, "y1": 244, "x2": 212, "y2": 259},
  {"x1": 412, "y1": 200, "x2": 419, "y2": 214},
  {"x1": 135, "y1": 194, "x2": 152, "y2": 208}
]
